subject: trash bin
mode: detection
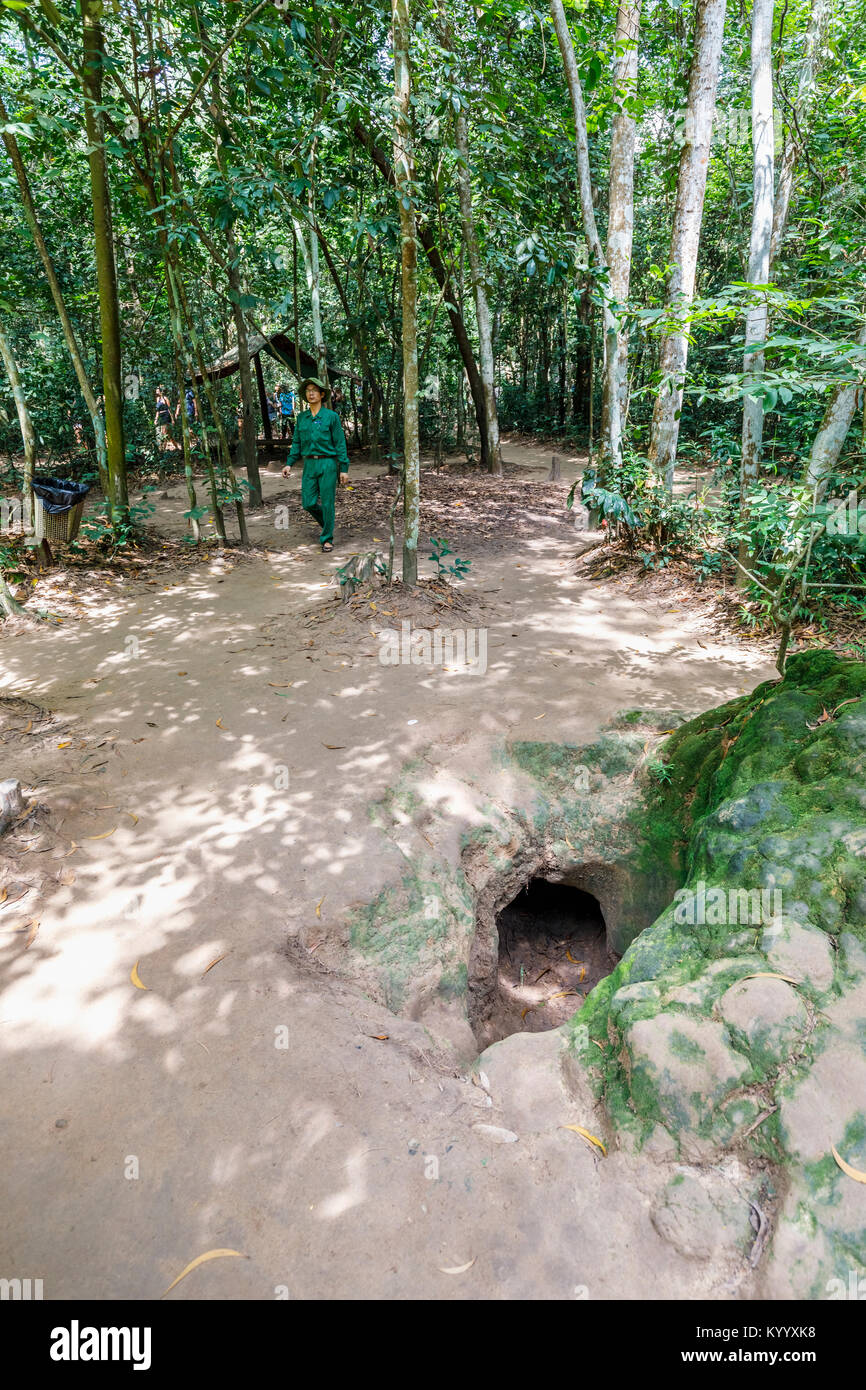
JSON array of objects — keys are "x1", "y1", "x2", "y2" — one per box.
[{"x1": 32, "y1": 477, "x2": 90, "y2": 545}]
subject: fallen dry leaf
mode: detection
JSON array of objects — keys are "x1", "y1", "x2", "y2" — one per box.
[
  {"x1": 438, "y1": 1259, "x2": 476, "y2": 1275},
  {"x1": 562, "y1": 1124, "x2": 607, "y2": 1156},
  {"x1": 315, "y1": 895, "x2": 325, "y2": 918},
  {"x1": 321, "y1": 743, "x2": 346, "y2": 749},
  {"x1": 88, "y1": 828, "x2": 116, "y2": 840},
  {"x1": 23, "y1": 918, "x2": 39, "y2": 949},
  {"x1": 201, "y1": 952, "x2": 228, "y2": 977},
  {"x1": 130, "y1": 961, "x2": 148, "y2": 991},
  {"x1": 162, "y1": 1248, "x2": 248, "y2": 1298},
  {"x1": 741, "y1": 971, "x2": 800, "y2": 985},
  {"x1": 364, "y1": 1033, "x2": 389, "y2": 1041},
  {"x1": 832, "y1": 1146, "x2": 866, "y2": 1184}
]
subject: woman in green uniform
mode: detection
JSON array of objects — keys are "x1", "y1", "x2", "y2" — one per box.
[{"x1": 282, "y1": 377, "x2": 350, "y2": 551}]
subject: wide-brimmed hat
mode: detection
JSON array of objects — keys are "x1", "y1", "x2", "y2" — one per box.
[{"x1": 299, "y1": 376, "x2": 331, "y2": 400}]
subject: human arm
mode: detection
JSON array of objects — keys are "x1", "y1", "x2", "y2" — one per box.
[
  {"x1": 331, "y1": 410, "x2": 350, "y2": 473},
  {"x1": 283, "y1": 412, "x2": 303, "y2": 475},
  {"x1": 287, "y1": 415, "x2": 303, "y2": 463}
]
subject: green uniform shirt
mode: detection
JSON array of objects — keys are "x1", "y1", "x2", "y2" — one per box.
[{"x1": 287, "y1": 405, "x2": 350, "y2": 472}]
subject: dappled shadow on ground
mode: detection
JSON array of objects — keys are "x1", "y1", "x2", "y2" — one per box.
[{"x1": 0, "y1": 450, "x2": 778, "y2": 1297}]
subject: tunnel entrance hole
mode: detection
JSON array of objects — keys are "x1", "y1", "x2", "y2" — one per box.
[{"x1": 481, "y1": 878, "x2": 619, "y2": 1046}]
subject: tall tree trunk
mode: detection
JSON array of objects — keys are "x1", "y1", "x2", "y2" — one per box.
[
  {"x1": 81, "y1": 0, "x2": 127, "y2": 522},
  {"x1": 606, "y1": 0, "x2": 642, "y2": 426},
  {"x1": 292, "y1": 216, "x2": 328, "y2": 387},
  {"x1": 539, "y1": 322, "x2": 551, "y2": 412},
  {"x1": 208, "y1": 70, "x2": 263, "y2": 508},
  {"x1": 312, "y1": 220, "x2": 384, "y2": 458},
  {"x1": 454, "y1": 111, "x2": 502, "y2": 474},
  {"x1": 353, "y1": 118, "x2": 489, "y2": 469},
  {"x1": 456, "y1": 368, "x2": 466, "y2": 450},
  {"x1": 573, "y1": 281, "x2": 591, "y2": 425},
  {"x1": 423, "y1": 7, "x2": 503, "y2": 480},
  {"x1": 647, "y1": 0, "x2": 728, "y2": 491},
  {"x1": 393, "y1": 0, "x2": 419, "y2": 587},
  {"x1": 226, "y1": 253, "x2": 263, "y2": 506},
  {"x1": 292, "y1": 226, "x2": 303, "y2": 386},
  {"x1": 558, "y1": 289, "x2": 567, "y2": 429},
  {"x1": 588, "y1": 303, "x2": 596, "y2": 459},
  {"x1": 433, "y1": 0, "x2": 501, "y2": 468},
  {"x1": 549, "y1": 0, "x2": 623, "y2": 482},
  {"x1": 804, "y1": 323, "x2": 866, "y2": 497},
  {"x1": 770, "y1": 0, "x2": 831, "y2": 271},
  {"x1": 737, "y1": 0, "x2": 775, "y2": 587},
  {"x1": 0, "y1": 94, "x2": 110, "y2": 501},
  {"x1": 0, "y1": 316, "x2": 36, "y2": 528},
  {"x1": 309, "y1": 189, "x2": 328, "y2": 384}
]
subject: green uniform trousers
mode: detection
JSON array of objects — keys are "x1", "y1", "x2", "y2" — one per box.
[{"x1": 301, "y1": 456, "x2": 340, "y2": 544}]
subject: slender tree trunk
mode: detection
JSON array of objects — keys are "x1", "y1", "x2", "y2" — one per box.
[
  {"x1": 131, "y1": 145, "x2": 201, "y2": 542},
  {"x1": 353, "y1": 118, "x2": 489, "y2": 468},
  {"x1": 770, "y1": 0, "x2": 831, "y2": 271},
  {"x1": 456, "y1": 368, "x2": 466, "y2": 450},
  {"x1": 452, "y1": 102, "x2": 501, "y2": 473},
  {"x1": 558, "y1": 290, "x2": 567, "y2": 430},
  {"x1": 292, "y1": 216, "x2": 328, "y2": 387},
  {"x1": 0, "y1": 94, "x2": 110, "y2": 501},
  {"x1": 804, "y1": 323, "x2": 866, "y2": 497},
  {"x1": 647, "y1": 0, "x2": 728, "y2": 491},
  {"x1": 0, "y1": 568, "x2": 28, "y2": 618},
  {"x1": 588, "y1": 304, "x2": 596, "y2": 459},
  {"x1": 606, "y1": 0, "x2": 642, "y2": 425},
  {"x1": 543, "y1": 321, "x2": 554, "y2": 414},
  {"x1": 167, "y1": 261, "x2": 229, "y2": 543},
  {"x1": 227, "y1": 261, "x2": 262, "y2": 506},
  {"x1": 550, "y1": 0, "x2": 622, "y2": 481},
  {"x1": 171, "y1": 344, "x2": 201, "y2": 545},
  {"x1": 0, "y1": 317, "x2": 36, "y2": 529},
  {"x1": 312, "y1": 220, "x2": 384, "y2": 456},
  {"x1": 292, "y1": 227, "x2": 303, "y2": 388},
  {"x1": 393, "y1": 0, "x2": 419, "y2": 587},
  {"x1": 737, "y1": 0, "x2": 775, "y2": 587},
  {"x1": 82, "y1": 0, "x2": 127, "y2": 522},
  {"x1": 309, "y1": 190, "x2": 327, "y2": 384},
  {"x1": 208, "y1": 74, "x2": 263, "y2": 508}
]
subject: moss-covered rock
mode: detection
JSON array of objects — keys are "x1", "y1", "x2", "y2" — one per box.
[{"x1": 564, "y1": 651, "x2": 866, "y2": 1295}]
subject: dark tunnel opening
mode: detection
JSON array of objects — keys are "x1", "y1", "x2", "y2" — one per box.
[{"x1": 483, "y1": 878, "x2": 619, "y2": 1045}]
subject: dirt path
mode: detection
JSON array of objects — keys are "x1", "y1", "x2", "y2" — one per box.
[{"x1": 0, "y1": 444, "x2": 777, "y2": 1299}]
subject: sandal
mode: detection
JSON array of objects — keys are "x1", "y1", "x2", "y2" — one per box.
[{"x1": 322, "y1": 541, "x2": 333, "y2": 552}]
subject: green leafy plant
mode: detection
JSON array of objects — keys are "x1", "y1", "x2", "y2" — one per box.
[
  {"x1": 429, "y1": 536, "x2": 471, "y2": 580},
  {"x1": 647, "y1": 759, "x2": 673, "y2": 785}
]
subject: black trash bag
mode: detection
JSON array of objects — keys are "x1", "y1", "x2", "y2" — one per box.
[{"x1": 32, "y1": 477, "x2": 90, "y2": 516}]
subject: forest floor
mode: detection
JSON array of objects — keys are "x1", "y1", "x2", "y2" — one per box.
[{"x1": 0, "y1": 438, "x2": 791, "y2": 1298}]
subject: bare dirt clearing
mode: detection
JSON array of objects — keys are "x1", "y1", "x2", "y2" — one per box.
[{"x1": 0, "y1": 445, "x2": 780, "y2": 1299}]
